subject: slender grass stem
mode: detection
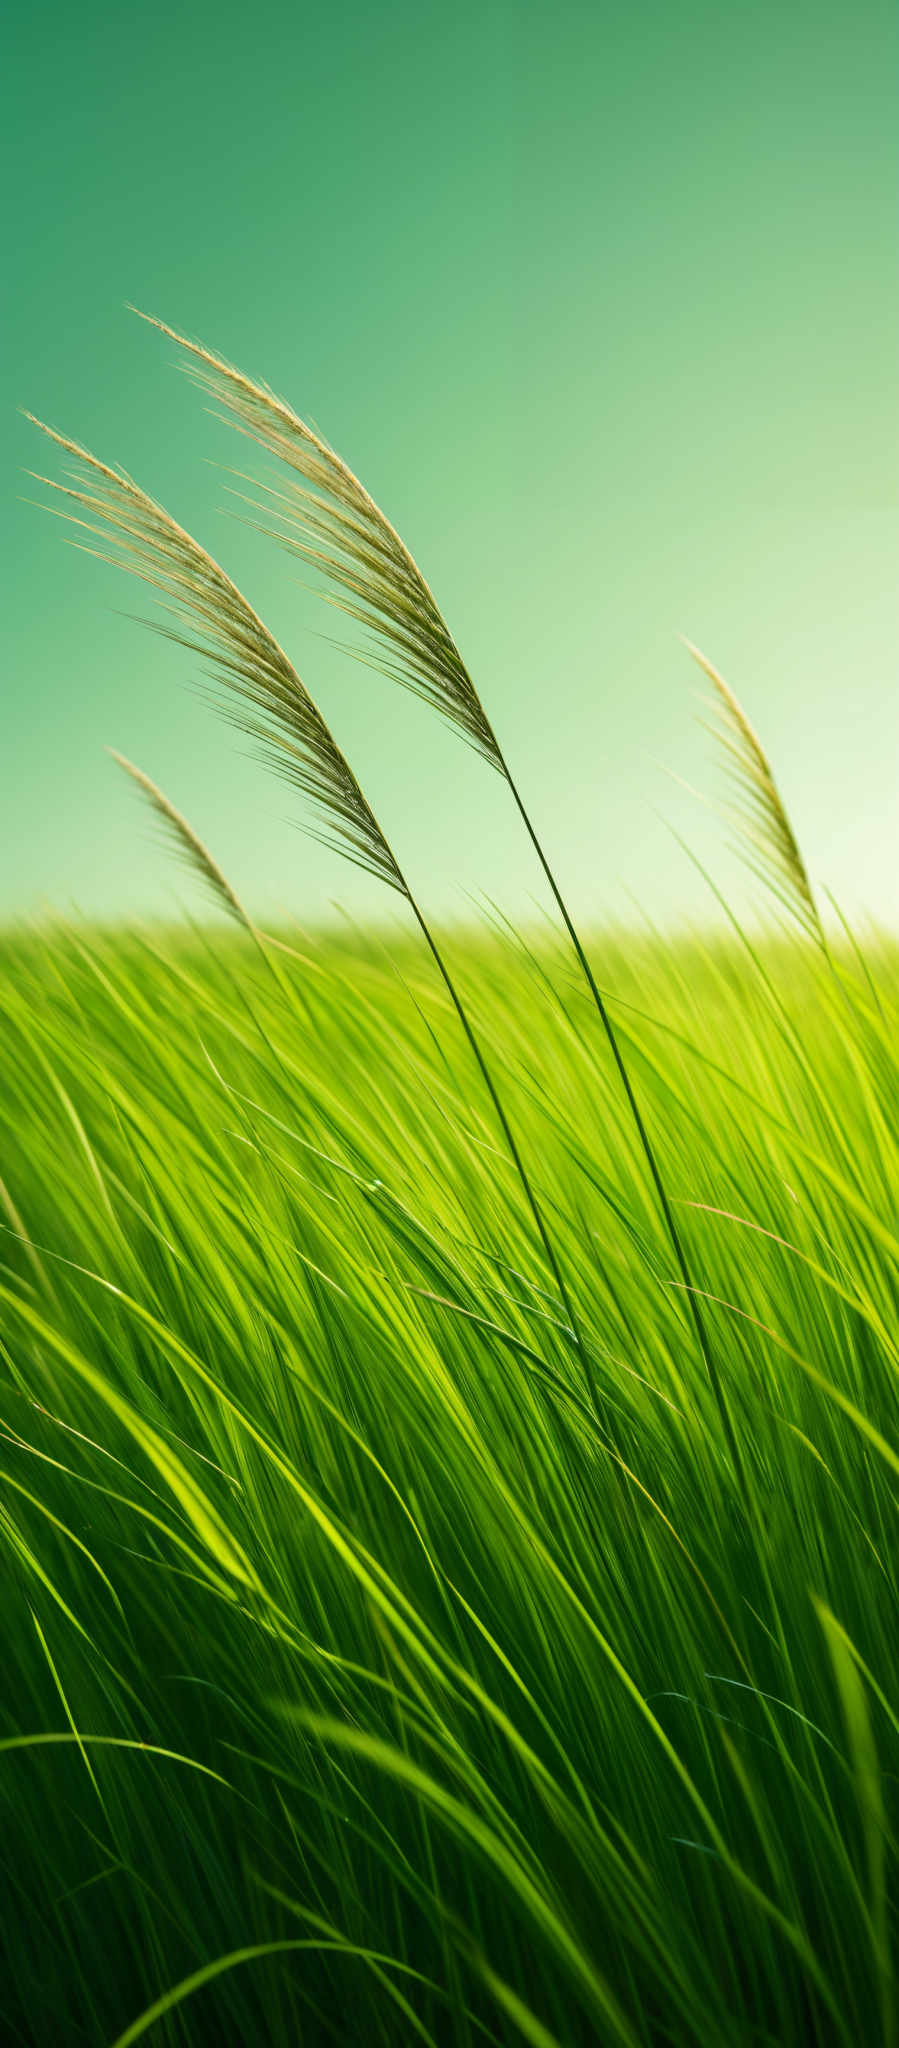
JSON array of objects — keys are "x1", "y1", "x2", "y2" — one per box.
[
  {"x1": 501, "y1": 762, "x2": 745, "y2": 1497},
  {"x1": 406, "y1": 892, "x2": 598, "y2": 1419}
]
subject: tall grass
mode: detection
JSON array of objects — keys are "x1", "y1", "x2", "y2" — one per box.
[{"x1": 3, "y1": 340, "x2": 897, "y2": 2043}]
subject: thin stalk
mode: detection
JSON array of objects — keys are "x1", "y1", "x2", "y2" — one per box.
[
  {"x1": 501, "y1": 762, "x2": 745, "y2": 1499},
  {"x1": 404, "y1": 890, "x2": 598, "y2": 1418}
]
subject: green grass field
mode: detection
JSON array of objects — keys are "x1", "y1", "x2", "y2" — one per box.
[
  {"x1": 10, "y1": 315, "x2": 899, "y2": 2042},
  {"x1": 1, "y1": 910, "x2": 897, "y2": 2046}
]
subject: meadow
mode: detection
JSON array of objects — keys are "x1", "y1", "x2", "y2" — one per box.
[
  {"x1": 4, "y1": 318, "x2": 898, "y2": 2043},
  {"x1": 2, "y1": 909, "x2": 897, "y2": 2046}
]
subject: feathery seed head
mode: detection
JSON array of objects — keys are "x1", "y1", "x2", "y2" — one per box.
[
  {"x1": 27, "y1": 415, "x2": 408, "y2": 899},
  {"x1": 682, "y1": 636, "x2": 822, "y2": 944},
  {"x1": 131, "y1": 311, "x2": 505, "y2": 773}
]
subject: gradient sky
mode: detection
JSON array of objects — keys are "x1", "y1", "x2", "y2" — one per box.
[{"x1": 5, "y1": 0, "x2": 897, "y2": 932}]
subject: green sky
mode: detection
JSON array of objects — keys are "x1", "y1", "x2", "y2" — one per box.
[{"x1": 6, "y1": 0, "x2": 897, "y2": 932}]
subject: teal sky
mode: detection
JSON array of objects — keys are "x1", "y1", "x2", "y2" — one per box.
[{"x1": 6, "y1": 0, "x2": 897, "y2": 932}]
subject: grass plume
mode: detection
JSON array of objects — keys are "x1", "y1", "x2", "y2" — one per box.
[
  {"x1": 130, "y1": 309, "x2": 502, "y2": 769},
  {"x1": 107, "y1": 749, "x2": 252, "y2": 929},
  {"x1": 682, "y1": 635, "x2": 824, "y2": 945},
  {"x1": 25, "y1": 415, "x2": 407, "y2": 896}
]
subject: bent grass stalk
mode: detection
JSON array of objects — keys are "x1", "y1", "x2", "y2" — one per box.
[
  {"x1": 130, "y1": 315, "x2": 727, "y2": 1465},
  {"x1": 26, "y1": 417, "x2": 593, "y2": 1408}
]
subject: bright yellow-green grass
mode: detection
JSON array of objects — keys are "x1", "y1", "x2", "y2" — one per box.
[{"x1": 1, "y1": 911, "x2": 896, "y2": 2046}]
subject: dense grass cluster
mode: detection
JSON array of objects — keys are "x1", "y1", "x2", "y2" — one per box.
[
  {"x1": 13, "y1": 310, "x2": 899, "y2": 2041},
  {"x1": 1, "y1": 912, "x2": 897, "y2": 2045}
]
